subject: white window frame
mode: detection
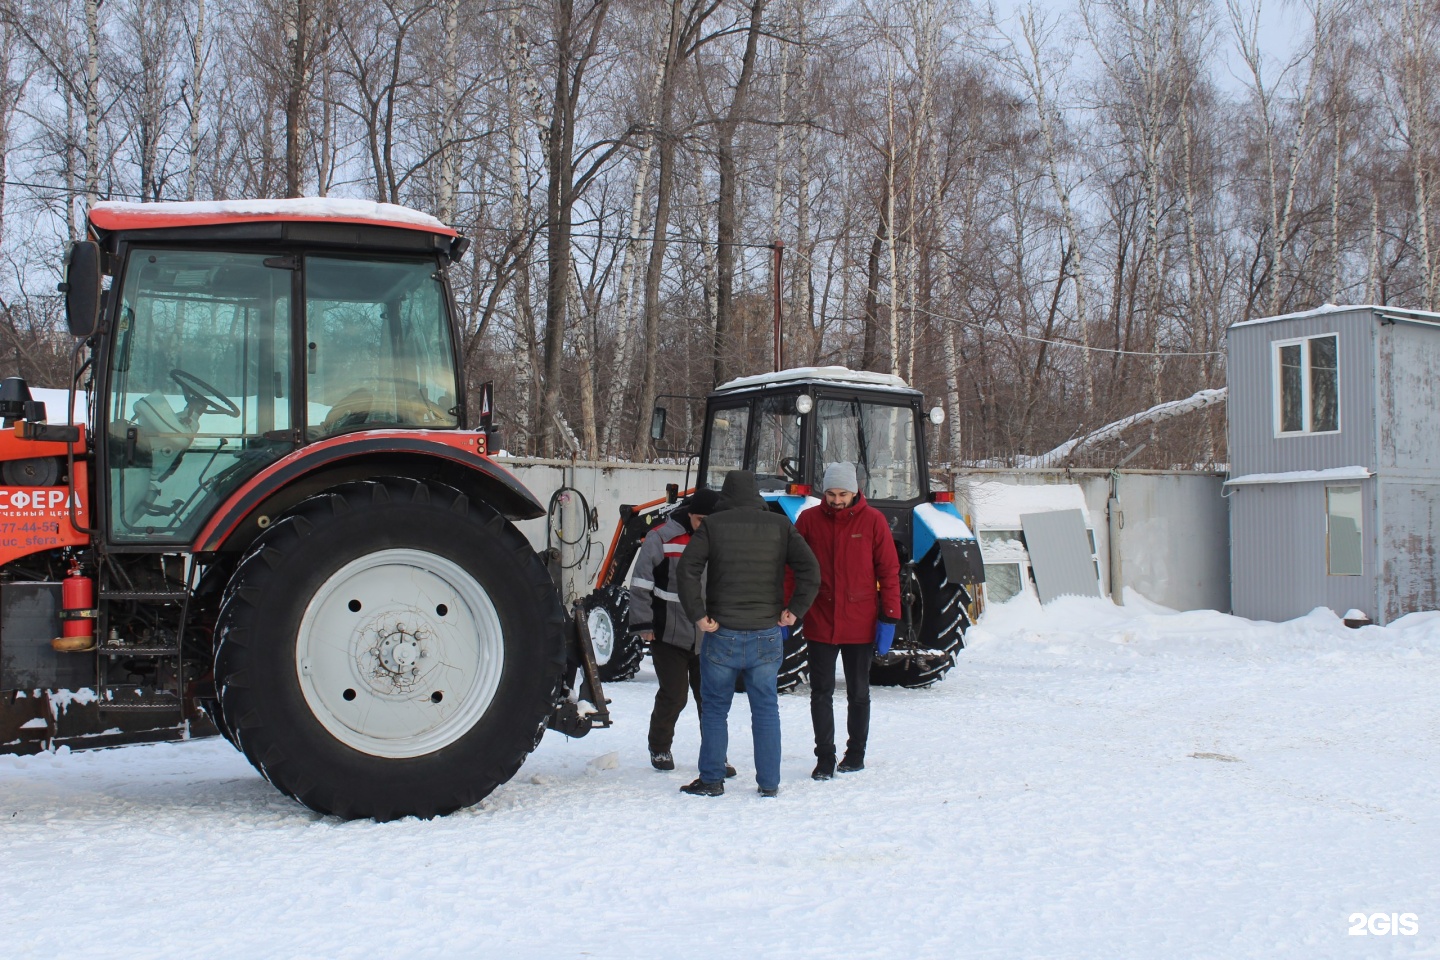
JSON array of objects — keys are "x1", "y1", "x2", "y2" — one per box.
[{"x1": 1272, "y1": 333, "x2": 1341, "y2": 437}]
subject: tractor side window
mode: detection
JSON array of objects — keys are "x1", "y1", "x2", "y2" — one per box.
[
  {"x1": 304, "y1": 256, "x2": 459, "y2": 438},
  {"x1": 704, "y1": 403, "x2": 750, "y2": 489},
  {"x1": 107, "y1": 249, "x2": 294, "y2": 542},
  {"x1": 749, "y1": 394, "x2": 803, "y2": 491},
  {"x1": 814, "y1": 399, "x2": 921, "y2": 501}
]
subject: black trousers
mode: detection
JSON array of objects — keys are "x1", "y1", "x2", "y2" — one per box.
[
  {"x1": 648, "y1": 641, "x2": 702, "y2": 754},
  {"x1": 808, "y1": 640, "x2": 872, "y2": 760}
]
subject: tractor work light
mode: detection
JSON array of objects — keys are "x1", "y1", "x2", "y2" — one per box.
[
  {"x1": 929, "y1": 491, "x2": 954, "y2": 503},
  {"x1": 787, "y1": 483, "x2": 812, "y2": 497}
]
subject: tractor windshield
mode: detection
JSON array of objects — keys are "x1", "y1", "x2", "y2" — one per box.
[
  {"x1": 704, "y1": 402, "x2": 750, "y2": 489},
  {"x1": 749, "y1": 394, "x2": 804, "y2": 491},
  {"x1": 107, "y1": 248, "x2": 295, "y2": 542},
  {"x1": 814, "y1": 398, "x2": 921, "y2": 501}
]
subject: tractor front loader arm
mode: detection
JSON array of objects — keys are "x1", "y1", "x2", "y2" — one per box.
[{"x1": 593, "y1": 483, "x2": 687, "y2": 591}]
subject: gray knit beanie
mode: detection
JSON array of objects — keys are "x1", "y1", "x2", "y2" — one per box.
[{"x1": 821, "y1": 461, "x2": 858, "y2": 493}]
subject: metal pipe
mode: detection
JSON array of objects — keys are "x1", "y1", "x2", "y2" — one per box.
[{"x1": 772, "y1": 240, "x2": 784, "y2": 372}]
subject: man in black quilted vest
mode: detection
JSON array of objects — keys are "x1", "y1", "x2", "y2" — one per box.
[{"x1": 675, "y1": 470, "x2": 819, "y2": 798}]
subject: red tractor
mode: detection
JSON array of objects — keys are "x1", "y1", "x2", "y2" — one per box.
[{"x1": 0, "y1": 200, "x2": 606, "y2": 820}]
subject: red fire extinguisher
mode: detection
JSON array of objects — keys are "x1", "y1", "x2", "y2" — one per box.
[{"x1": 52, "y1": 560, "x2": 97, "y2": 653}]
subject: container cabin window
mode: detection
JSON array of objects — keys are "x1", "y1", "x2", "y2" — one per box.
[
  {"x1": 1326, "y1": 485, "x2": 1362, "y2": 576},
  {"x1": 1273, "y1": 334, "x2": 1338, "y2": 435}
]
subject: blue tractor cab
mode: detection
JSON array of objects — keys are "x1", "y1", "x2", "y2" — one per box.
[{"x1": 692, "y1": 367, "x2": 984, "y2": 688}]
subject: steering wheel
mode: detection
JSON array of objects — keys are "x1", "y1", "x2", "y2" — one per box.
[
  {"x1": 780, "y1": 457, "x2": 802, "y2": 483},
  {"x1": 171, "y1": 368, "x2": 241, "y2": 419}
]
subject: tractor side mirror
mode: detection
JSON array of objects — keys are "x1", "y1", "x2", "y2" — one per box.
[
  {"x1": 62, "y1": 241, "x2": 103, "y2": 338},
  {"x1": 649, "y1": 406, "x2": 667, "y2": 441}
]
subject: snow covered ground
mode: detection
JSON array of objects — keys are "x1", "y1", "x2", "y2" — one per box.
[{"x1": 3, "y1": 595, "x2": 1438, "y2": 959}]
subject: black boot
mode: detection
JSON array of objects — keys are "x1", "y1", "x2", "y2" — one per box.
[
  {"x1": 837, "y1": 752, "x2": 864, "y2": 773},
  {"x1": 812, "y1": 755, "x2": 836, "y2": 780},
  {"x1": 845, "y1": 701, "x2": 870, "y2": 766},
  {"x1": 680, "y1": 777, "x2": 724, "y2": 796}
]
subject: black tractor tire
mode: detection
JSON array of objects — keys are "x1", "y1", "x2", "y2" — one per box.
[
  {"x1": 870, "y1": 548, "x2": 970, "y2": 689},
  {"x1": 197, "y1": 697, "x2": 237, "y2": 747},
  {"x1": 776, "y1": 621, "x2": 809, "y2": 692},
  {"x1": 213, "y1": 477, "x2": 568, "y2": 821},
  {"x1": 580, "y1": 586, "x2": 644, "y2": 682}
]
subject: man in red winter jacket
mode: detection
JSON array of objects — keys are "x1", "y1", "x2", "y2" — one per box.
[{"x1": 795, "y1": 461, "x2": 901, "y2": 779}]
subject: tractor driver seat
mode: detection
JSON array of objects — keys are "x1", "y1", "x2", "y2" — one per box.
[{"x1": 109, "y1": 391, "x2": 197, "y2": 529}]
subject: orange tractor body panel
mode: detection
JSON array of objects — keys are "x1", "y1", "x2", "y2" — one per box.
[{"x1": 0, "y1": 424, "x2": 91, "y2": 567}]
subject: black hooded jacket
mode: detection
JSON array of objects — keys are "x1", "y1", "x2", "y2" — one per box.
[{"x1": 676, "y1": 470, "x2": 820, "y2": 630}]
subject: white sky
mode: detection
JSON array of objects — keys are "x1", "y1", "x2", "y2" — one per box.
[{"x1": 983, "y1": 0, "x2": 1306, "y2": 97}]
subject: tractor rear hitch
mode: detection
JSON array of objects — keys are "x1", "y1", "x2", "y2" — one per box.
[{"x1": 547, "y1": 599, "x2": 613, "y2": 738}]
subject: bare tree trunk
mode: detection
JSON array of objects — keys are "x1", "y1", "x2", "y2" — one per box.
[
  {"x1": 317, "y1": 49, "x2": 336, "y2": 195},
  {"x1": 569, "y1": 273, "x2": 599, "y2": 458},
  {"x1": 1367, "y1": 185, "x2": 1381, "y2": 303},
  {"x1": 941, "y1": 272, "x2": 963, "y2": 464},
  {"x1": 1329, "y1": 95, "x2": 1343, "y2": 302},
  {"x1": 84, "y1": 0, "x2": 101, "y2": 212},
  {"x1": 861, "y1": 203, "x2": 886, "y2": 372},
  {"x1": 711, "y1": 0, "x2": 767, "y2": 385},
  {"x1": 1012, "y1": 6, "x2": 1094, "y2": 416},
  {"x1": 602, "y1": 136, "x2": 654, "y2": 454},
  {"x1": 506, "y1": 11, "x2": 540, "y2": 449},
  {"x1": 634, "y1": 0, "x2": 687, "y2": 453},
  {"x1": 285, "y1": 0, "x2": 308, "y2": 196},
  {"x1": 186, "y1": 0, "x2": 206, "y2": 200},
  {"x1": 1398, "y1": 0, "x2": 1436, "y2": 307},
  {"x1": 436, "y1": 0, "x2": 459, "y2": 221},
  {"x1": 540, "y1": 0, "x2": 615, "y2": 456},
  {"x1": 1231, "y1": 0, "x2": 1322, "y2": 315},
  {"x1": 883, "y1": 51, "x2": 900, "y2": 377}
]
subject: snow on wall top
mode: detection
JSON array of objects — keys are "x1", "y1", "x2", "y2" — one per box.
[
  {"x1": 715, "y1": 366, "x2": 914, "y2": 393},
  {"x1": 1224, "y1": 465, "x2": 1372, "y2": 486},
  {"x1": 89, "y1": 199, "x2": 457, "y2": 237},
  {"x1": 1228, "y1": 303, "x2": 1440, "y2": 331},
  {"x1": 960, "y1": 479, "x2": 1091, "y2": 530},
  {"x1": 1022, "y1": 387, "x2": 1226, "y2": 466}
]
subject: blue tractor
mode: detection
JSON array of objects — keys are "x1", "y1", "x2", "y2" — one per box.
[{"x1": 595, "y1": 366, "x2": 985, "y2": 689}]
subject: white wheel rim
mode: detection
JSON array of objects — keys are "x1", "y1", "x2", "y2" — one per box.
[
  {"x1": 587, "y1": 606, "x2": 616, "y2": 666},
  {"x1": 296, "y1": 548, "x2": 504, "y2": 759}
]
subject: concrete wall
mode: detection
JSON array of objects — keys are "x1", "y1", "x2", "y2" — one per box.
[
  {"x1": 1112, "y1": 472, "x2": 1231, "y2": 612},
  {"x1": 501, "y1": 458, "x2": 696, "y2": 605},
  {"x1": 956, "y1": 469, "x2": 1230, "y2": 613},
  {"x1": 502, "y1": 458, "x2": 1232, "y2": 614}
]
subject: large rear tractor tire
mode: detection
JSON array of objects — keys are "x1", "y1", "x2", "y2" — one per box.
[
  {"x1": 214, "y1": 478, "x2": 567, "y2": 821},
  {"x1": 869, "y1": 548, "x2": 970, "y2": 689},
  {"x1": 777, "y1": 621, "x2": 809, "y2": 692},
  {"x1": 580, "y1": 586, "x2": 644, "y2": 682}
]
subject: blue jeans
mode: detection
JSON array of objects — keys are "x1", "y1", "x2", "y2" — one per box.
[{"x1": 698, "y1": 625, "x2": 783, "y2": 790}]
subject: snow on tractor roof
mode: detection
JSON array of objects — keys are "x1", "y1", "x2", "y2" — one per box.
[
  {"x1": 715, "y1": 366, "x2": 915, "y2": 394},
  {"x1": 88, "y1": 198, "x2": 458, "y2": 237}
]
